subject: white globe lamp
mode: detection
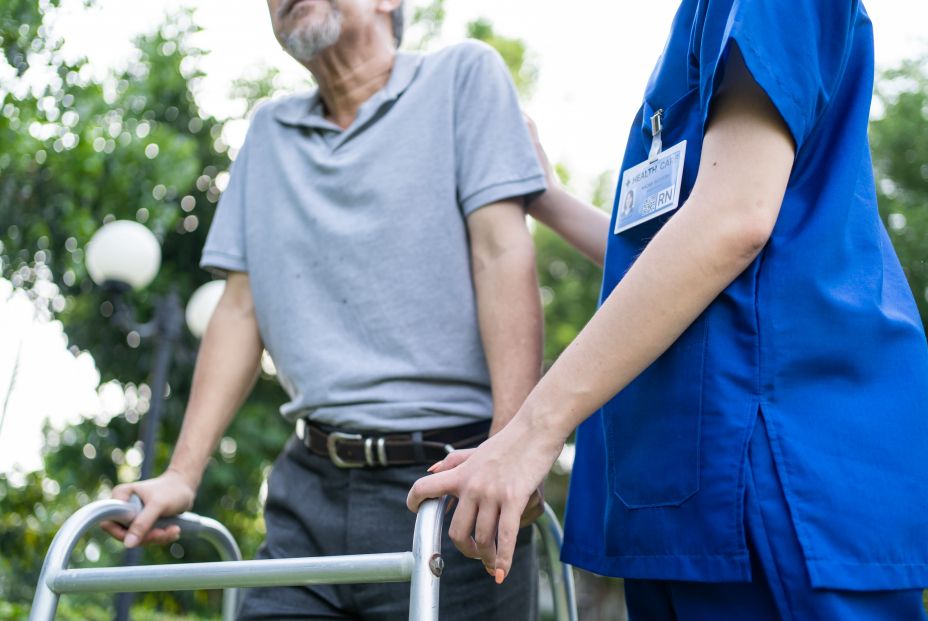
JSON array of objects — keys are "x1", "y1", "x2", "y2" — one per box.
[
  {"x1": 85, "y1": 220, "x2": 161, "y2": 290},
  {"x1": 185, "y1": 280, "x2": 226, "y2": 338}
]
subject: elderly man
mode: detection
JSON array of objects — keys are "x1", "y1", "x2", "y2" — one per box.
[{"x1": 101, "y1": 0, "x2": 547, "y2": 619}]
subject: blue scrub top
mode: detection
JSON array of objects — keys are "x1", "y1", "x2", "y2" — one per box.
[{"x1": 561, "y1": 0, "x2": 928, "y2": 590}]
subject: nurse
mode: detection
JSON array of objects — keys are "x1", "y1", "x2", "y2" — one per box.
[{"x1": 409, "y1": 0, "x2": 928, "y2": 618}]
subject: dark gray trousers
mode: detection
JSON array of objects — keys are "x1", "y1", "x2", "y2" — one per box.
[{"x1": 238, "y1": 436, "x2": 538, "y2": 620}]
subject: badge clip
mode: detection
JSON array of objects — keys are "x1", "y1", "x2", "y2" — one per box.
[{"x1": 648, "y1": 108, "x2": 664, "y2": 163}]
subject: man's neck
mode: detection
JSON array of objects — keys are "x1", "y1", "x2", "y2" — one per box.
[{"x1": 308, "y1": 43, "x2": 396, "y2": 130}]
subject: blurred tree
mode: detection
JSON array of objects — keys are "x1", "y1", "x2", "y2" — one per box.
[
  {"x1": 1, "y1": 0, "x2": 66, "y2": 76},
  {"x1": 0, "y1": 3, "x2": 290, "y2": 618},
  {"x1": 535, "y1": 169, "x2": 612, "y2": 364},
  {"x1": 462, "y1": 16, "x2": 606, "y2": 364},
  {"x1": 408, "y1": 0, "x2": 446, "y2": 50},
  {"x1": 466, "y1": 18, "x2": 539, "y2": 98},
  {"x1": 870, "y1": 57, "x2": 928, "y2": 331},
  {"x1": 465, "y1": 18, "x2": 624, "y2": 620},
  {"x1": 0, "y1": 3, "x2": 609, "y2": 616}
]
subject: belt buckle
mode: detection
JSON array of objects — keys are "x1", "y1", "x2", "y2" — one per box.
[{"x1": 326, "y1": 431, "x2": 365, "y2": 468}]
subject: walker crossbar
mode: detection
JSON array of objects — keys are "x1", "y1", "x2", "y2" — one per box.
[
  {"x1": 49, "y1": 554, "x2": 417, "y2": 592},
  {"x1": 30, "y1": 495, "x2": 577, "y2": 621}
]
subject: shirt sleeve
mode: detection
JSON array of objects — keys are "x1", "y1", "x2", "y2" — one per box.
[
  {"x1": 199, "y1": 129, "x2": 251, "y2": 274},
  {"x1": 452, "y1": 41, "x2": 547, "y2": 216},
  {"x1": 697, "y1": 0, "x2": 859, "y2": 152}
]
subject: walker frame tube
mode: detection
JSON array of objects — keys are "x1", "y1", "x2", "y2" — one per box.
[{"x1": 30, "y1": 496, "x2": 576, "y2": 621}]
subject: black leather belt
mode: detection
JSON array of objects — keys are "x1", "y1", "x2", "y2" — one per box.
[{"x1": 296, "y1": 419, "x2": 491, "y2": 468}]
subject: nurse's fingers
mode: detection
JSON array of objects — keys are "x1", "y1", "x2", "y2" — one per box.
[
  {"x1": 447, "y1": 497, "x2": 480, "y2": 560},
  {"x1": 427, "y1": 448, "x2": 475, "y2": 474},
  {"x1": 494, "y1": 504, "x2": 524, "y2": 584},
  {"x1": 407, "y1": 470, "x2": 457, "y2": 512},
  {"x1": 519, "y1": 490, "x2": 545, "y2": 528},
  {"x1": 473, "y1": 502, "x2": 500, "y2": 575}
]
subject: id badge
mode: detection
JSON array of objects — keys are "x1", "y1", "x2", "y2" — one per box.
[{"x1": 614, "y1": 140, "x2": 687, "y2": 235}]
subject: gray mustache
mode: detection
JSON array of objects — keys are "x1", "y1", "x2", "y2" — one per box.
[{"x1": 278, "y1": 0, "x2": 335, "y2": 20}]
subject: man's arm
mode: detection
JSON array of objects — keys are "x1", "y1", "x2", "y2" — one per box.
[
  {"x1": 102, "y1": 271, "x2": 263, "y2": 548},
  {"x1": 466, "y1": 201, "x2": 543, "y2": 435}
]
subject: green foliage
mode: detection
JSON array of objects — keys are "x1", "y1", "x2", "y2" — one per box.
[
  {"x1": 409, "y1": 0, "x2": 446, "y2": 50},
  {"x1": 0, "y1": 598, "x2": 218, "y2": 621},
  {"x1": 0, "y1": 3, "x2": 290, "y2": 617},
  {"x1": 466, "y1": 18, "x2": 539, "y2": 98},
  {"x1": 870, "y1": 57, "x2": 928, "y2": 331},
  {"x1": 3, "y1": 1, "x2": 923, "y2": 618},
  {"x1": 457, "y1": 15, "x2": 605, "y2": 367},
  {"x1": 0, "y1": 0, "x2": 69, "y2": 75},
  {"x1": 536, "y1": 172, "x2": 613, "y2": 365}
]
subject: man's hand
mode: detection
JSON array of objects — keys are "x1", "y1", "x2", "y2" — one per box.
[{"x1": 100, "y1": 468, "x2": 197, "y2": 548}]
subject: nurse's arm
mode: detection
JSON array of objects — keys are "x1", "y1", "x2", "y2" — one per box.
[
  {"x1": 409, "y1": 47, "x2": 796, "y2": 581},
  {"x1": 523, "y1": 114, "x2": 611, "y2": 267},
  {"x1": 525, "y1": 45, "x2": 795, "y2": 440}
]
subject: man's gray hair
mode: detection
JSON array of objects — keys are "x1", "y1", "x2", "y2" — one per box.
[{"x1": 391, "y1": 2, "x2": 404, "y2": 48}]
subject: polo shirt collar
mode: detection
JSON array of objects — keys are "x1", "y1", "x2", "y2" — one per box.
[{"x1": 273, "y1": 52, "x2": 423, "y2": 130}]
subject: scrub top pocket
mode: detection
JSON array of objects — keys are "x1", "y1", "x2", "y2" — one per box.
[{"x1": 603, "y1": 314, "x2": 707, "y2": 509}]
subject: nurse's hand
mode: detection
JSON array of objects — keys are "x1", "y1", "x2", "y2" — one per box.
[
  {"x1": 428, "y1": 450, "x2": 546, "y2": 529},
  {"x1": 521, "y1": 112, "x2": 610, "y2": 267},
  {"x1": 523, "y1": 113, "x2": 558, "y2": 193},
  {"x1": 408, "y1": 415, "x2": 564, "y2": 583}
]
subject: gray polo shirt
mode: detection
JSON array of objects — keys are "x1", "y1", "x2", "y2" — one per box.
[{"x1": 200, "y1": 41, "x2": 546, "y2": 432}]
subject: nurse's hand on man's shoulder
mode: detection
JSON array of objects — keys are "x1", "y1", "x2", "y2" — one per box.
[
  {"x1": 522, "y1": 113, "x2": 558, "y2": 193},
  {"x1": 100, "y1": 468, "x2": 197, "y2": 549},
  {"x1": 429, "y1": 450, "x2": 545, "y2": 529}
]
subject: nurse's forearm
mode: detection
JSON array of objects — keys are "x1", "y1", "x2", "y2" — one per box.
[
  {"x1": 520, "y1": 46, "x2": 795, "y2": 441},
  {"x1": 530, "y1": 186, "x2": 610, "y2": 267},
  {"x1": 521, "y1": 195, "x2": 770, "y2": 440}
]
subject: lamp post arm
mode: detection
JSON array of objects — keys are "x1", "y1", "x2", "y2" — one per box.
[
  {"x1": 114, "y1": 289, "x2": 185, "y2": 621},
  {"x1": 105, "y1": 285, "x2": 157, "y2": 339}
]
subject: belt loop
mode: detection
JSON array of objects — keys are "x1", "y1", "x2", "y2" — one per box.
[{"x1": 411, "y1": 431, "x2": 426, "y2": 463}]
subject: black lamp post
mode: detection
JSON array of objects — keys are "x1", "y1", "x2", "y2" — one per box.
[{"x1": 85, "y1": 221, "x2": 225, "y2": 621}]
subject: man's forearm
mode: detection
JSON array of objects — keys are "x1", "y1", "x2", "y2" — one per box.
[
  {"x1": 530, "y1": 186, "x2": 610, "y2": 267},
  {"x1": 472, "y1": 238, "x2": 543, "y2": 435},
  {"x1": 168, "y1": 296, "x2": 263, "y2": 489}
]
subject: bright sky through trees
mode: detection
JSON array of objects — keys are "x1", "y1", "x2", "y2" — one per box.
[{"x1": 1, "y1": 0, "x2": 926, "y2": 473}]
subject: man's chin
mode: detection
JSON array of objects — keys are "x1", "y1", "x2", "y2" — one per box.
[{"x1": 283, "y1": 32, "x2": 340, "y2": 62}]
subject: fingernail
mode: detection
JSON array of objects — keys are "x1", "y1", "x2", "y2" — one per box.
[
  {"x1": 427, "y1": 462, "x2": 441, "y2": 473},
  {"x1": 495, "y1": 569, "x2": 505, "y2": 585},
  {"x1": 124, "y1": 534, "x2": 139, "y2": 548}
]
